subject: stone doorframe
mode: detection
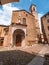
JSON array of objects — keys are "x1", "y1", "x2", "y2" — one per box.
[{"x1": 10, "y1": 24, "x2": 27, "y2": 47}]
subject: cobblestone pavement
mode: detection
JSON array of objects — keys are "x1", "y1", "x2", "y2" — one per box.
[
  {"x1": 27, "y1": 44, "x2": 49, "y2": 65},
  {"x1": 0, "y1": 44, "x2": 49, "y2": 65}
]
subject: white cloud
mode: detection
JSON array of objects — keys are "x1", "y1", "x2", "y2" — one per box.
[
  {"x1": 38, "y1": 13, "x2": 43, "y2": 20},
  {"x1": 0, "y1": 3, "x2": 19, "y2": 25},
  {"x1": 38, "y1": 13, "x2": 44, "y2": 34},
  {"x1": 30, "y1": 0, "x2": 32, "y2": 2}
]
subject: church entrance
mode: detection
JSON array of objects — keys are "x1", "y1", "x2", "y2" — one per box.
[
  {"x1": 16, "y1": 34, "x2": 22, "y2": 46},
  {"x1": 13, "y1": 29, "x2": 25, "y2": 47}
]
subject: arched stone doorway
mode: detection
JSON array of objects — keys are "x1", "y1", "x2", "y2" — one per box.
[{"x1": 13, "y1": 29, "x2": 25, "y2": 46}]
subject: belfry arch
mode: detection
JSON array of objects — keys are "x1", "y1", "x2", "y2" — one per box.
[{"x1": 13, "y1": 29, "x2": 25, "y2": 46}]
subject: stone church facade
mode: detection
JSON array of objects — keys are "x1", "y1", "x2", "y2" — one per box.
[
  {"x1": 0, "y1": 4, "x2": 40, "y2": 47},
  {"x1": 41, "y1": 12, "x2": 49, "y2": 43}
]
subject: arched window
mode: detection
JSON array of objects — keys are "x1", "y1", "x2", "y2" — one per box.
[
  {"x1": 33, "y1": 7, "x2": 35, "y2": 11},
  {"x1": 23, "y1": 18, "x2": 26, "y2": 25},
  {"x1": 0, "y1": 37, "x2": 4, "y2": 46},
  {"x1": 48, "y1": 26, "x2": 49, "y2": 30},
  {"x1": 4, "y1": 27, "x2": 9, "y2": 35},
  {"x1": 0, "y1": 1, "x2": 1, "y2": 4},
  {"x1": 47, "y1": 19, "x2": 49, "y2": 23}
]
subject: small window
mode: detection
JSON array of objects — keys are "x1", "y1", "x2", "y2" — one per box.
[
  {"x1": 47, "y1": 19, "x2": 49, "y2": 23},
  {"x1": 12, "y1": 23, "x2": 16, "y2": 26},
  {"x1": 0, "y1": 1, "x2": 1, "y2": 4},
  {"x1": 23, "y1": 18, "x2": 26, "y2": 25},
  {"x1": 33, "y1": 7, "x2": 35, "y2": 11},
  {"x1": 0, "y1": 37, "x2": 4, "y2": 46},
  {"x1": 45, "y1": 15, "x2": 46, "y2": 17},
  {"x1": 48, "y1": 12, "x2": 49, "y2": 15},
  {"x1": 26, "y1": 14, "x2": 28, "y2": 17},
  {"x1": 4, "y1": 27, "x2": 9, "y2": 35},
  {"x1": 48, "y1": 26, "x2": 49, "y2": 30}
]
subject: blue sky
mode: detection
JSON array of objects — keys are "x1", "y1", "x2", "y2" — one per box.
[
  {"x1": 12, "y1": 0, "x2": 49, "y2": 14},
  {"x1": 0, "y1": 0, "x2": 49, "y2": 33}
]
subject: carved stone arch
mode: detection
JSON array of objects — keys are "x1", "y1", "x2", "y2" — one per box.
[{"x1": 13, "y1": 29, "x2": 25, "y2": 46}]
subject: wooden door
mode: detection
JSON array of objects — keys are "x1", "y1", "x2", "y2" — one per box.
[{"x1": 16, "y1": 34, "x2": 22, "y2": 46}]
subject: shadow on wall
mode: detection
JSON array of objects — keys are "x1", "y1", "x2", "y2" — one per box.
[{"x1": 0, "y1": 50, "x2": 44, "y2": 65}]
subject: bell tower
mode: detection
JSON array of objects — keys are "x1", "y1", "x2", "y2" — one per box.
[
  {"x1": 30, "y1": 4, "x2": 38, "y2": 20},
  {"x1": 30, "y1": 4, "x2": 40, "y2": 41}
]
